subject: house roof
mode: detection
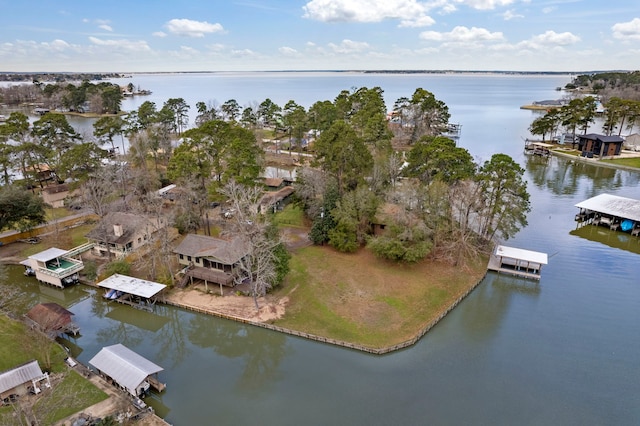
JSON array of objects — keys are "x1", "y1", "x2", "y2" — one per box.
[
  {"x1": 29, "y1": 247, "x2": 68, "y2": 263},
  {"x1": 89, "y1": 344, "x2": 163, "y2": 392},
  {"x1": 575, "y1": 193, "x2": 640, "y2": 222},
  {"x1": 263, "y1": 177, "x2": 284, "y2": 188},
  {"x1": 97, "y1": 274, "x2": 166, "y2": 298},
  {"x1": 0, "y1": 360, "x2": 44, "y2": 394},
  {"x1": 173, "y1": 234, "x2": 248, "y2": 265},
  {"x1": 260, "y1": 186, "x2": 295, "y2": 206},
  {"x1": 85, "y1": 211, "x2": 157, "y2": 245},
  {"x1": 579, "y1": 133, "x2": 624, "y2": 143},
  {"x1": 42, "y1": 184, "x2": 70, "y2": 195},
  {"x1": 26, "y1": 303, "x2": 74, "y2": 330}
]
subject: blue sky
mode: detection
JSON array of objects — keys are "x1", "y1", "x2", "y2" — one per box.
[{"x1": 1, "y1": 0, "x2": 639, "y2": 72}]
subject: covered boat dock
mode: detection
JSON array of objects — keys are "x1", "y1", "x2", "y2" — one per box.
[
  {"x1": 97, "y1": 274, "x2": 166, "y2": 312},
  {"x1": 575, "y1": 194, "x2": 640, "y2": 235},
  {"x1": 488, "y1": 245, "x2": 548, "y2": 280},
  {"x1": 89, "y1": 343, "x2": 165, "y2": 398}
]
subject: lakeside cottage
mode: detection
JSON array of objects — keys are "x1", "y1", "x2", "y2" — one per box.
[
  {"x1": 86, "y1": 211, "x2": 166, "y2": 258},
  {"x1": 174, "y1": 234, "x2": 249, "y2": 289},
  {"x1": 577, "y1": 133, "x2": 624, "y2": 158}
]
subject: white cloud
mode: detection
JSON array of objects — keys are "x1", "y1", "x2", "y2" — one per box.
[
  {"x1": 459, "y1": 0, "x2": 515, "y2": 10},
  {"x1": 153, "y1": 31, "x2": 167, "y2": 38},
  {"x1": 612, "y1": 18, "x2": 640, "y2": 40},
  {"x1": 231, "y1": 49, "x2": 256, "y2": 57},
  {"x1": 303, "y1": 0, "x2": 435, "y2": 28},
  {"x1": 88, "y1": 36, "x2": 151, "y2": 52},
  {"x1": 48, "y1": 39, "x2": 71, "y2": 52},
  {"x1": 542, "y1": 6, "x2": 556, "y2": 14},
  {"x1": 502, "y1": 9, "x2": 523, "y2": 20},
  {"x1": 528, "y1": 30, "x2": 580, "y2": 46},
  {"x1": 99, "y1": 24, "x2": 113, "y2": 32},
  {"x1": 420, "y1": 26, "x2": 504, "y2": 42},
  {"x1": 328, "y1": 39, "x2": 370, "y2": 53},
  {"x1": 279, "y1": 46, "x2": 299, "y2": 55},
  {"x1": 165, "y1": 18, "x2": 224, "y2": 37}
]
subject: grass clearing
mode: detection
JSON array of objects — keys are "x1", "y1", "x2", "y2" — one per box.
[
  {"x1": 601, "y1": 156, "x2": 640, "y2": 168},
  {"x1": 273, "y1": 204, "x2": 308, "y2": 228},
  {"x1": 273, "y1": 245, "x2": 487, "y2": 348}
]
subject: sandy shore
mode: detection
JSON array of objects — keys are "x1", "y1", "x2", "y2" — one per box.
[{"x1": 165, "y1": 285, "x2": 289, "y2": 323}]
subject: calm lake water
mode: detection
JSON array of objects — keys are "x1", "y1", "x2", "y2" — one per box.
[{"x1": 3, "y1": 73, "x2": 640, "y2": 425}]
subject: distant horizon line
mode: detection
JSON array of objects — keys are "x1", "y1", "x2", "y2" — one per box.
[{"x1": 0, "y1": 69, "x2": 635, "y2": 75}]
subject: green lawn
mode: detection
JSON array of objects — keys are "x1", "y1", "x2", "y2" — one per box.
[
  {"x1": 0, "y1": 315, "x2": 108, "y2": 425},
  {"x1": 273, "y1": 204, "x2": 307, "y2": 227},
  {"x1": 272, "y1": 245, "x2": 487, "y2": 349},
  {"x1": 601, "y1": 156, "x2": 640, "y2": 169}
]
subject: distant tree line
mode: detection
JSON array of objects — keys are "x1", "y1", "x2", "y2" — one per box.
[
  {"x1": 1, "y1": 85, "x2": 531, "y2": 289},
  {"x1": 0, "y1": 80, "x2": 123, "y2": 114},
  {"x1": 0, "y1": 72, "x2": 121, "y2": 82},
  {"x1": 566, "y1": 71, "x2": 640, "y2": 102}
]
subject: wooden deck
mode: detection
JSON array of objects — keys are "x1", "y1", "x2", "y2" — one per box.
[{"x1": 147, "y1": 375, "x2": 166, "y2": 393}]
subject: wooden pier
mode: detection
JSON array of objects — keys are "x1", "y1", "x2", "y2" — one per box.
[{"x1": 488, "y1": 245, "x2": 548, "y2": 280}]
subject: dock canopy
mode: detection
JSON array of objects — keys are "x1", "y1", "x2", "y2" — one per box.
[
  {"x1": 495, "y1": 245, "x2": 548, "y2": 265},
  {"x1": 29, "y1": 248, "x2": 69, "y2": 263},
  {"x1": 89, "y1": 344, "x2": 163, "y2": 397},
  {"x1": 488, "y1": 245, "x2": 548, "y2": 280},
  {"x1": 0, "y1": 360, "x2": 47, "y2": 399},
  {"x1": 97, "y1": 274, "x2": 166, "y2": 299},
  {"x1": 575, "y1": 194, "x2": 640, "y2": 223}
]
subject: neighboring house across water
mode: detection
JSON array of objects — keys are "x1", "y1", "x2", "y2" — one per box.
[
  {"x1": 86, "y1": 211, "x2": 166, "y2": 258},
  {"x1": 25, "y1": 302, "x2": 80, "y2": 337},
  {"x1": 0, "y1": 360, "x2": 51, "y2": 403},
  {"x1": 20, "y1": 247, "x2": 83, "y2": 288},
  {"x1": 577, "y1": 133, "x2": 624, "y2": 158},
  {"x1": 174, "y1": 234, "x2": 249, "y2": 288}
]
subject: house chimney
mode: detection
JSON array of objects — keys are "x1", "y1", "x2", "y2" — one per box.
[{"x1": 113, "y1": 224, "x2": 123, "y2": 237}]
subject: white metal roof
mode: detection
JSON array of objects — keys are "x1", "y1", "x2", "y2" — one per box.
[
  {"x1": 89, "y1": 344, "x2": 163, "y2": 393},
  {"x1": 97, "y1": 274, "x2": 166, "y2": 298},
  {"x1": 0, "y1": 360, "x2": 43, "y2": 394},
  {"x1": 495, "y1": 245, "x2": 548, "y2": 265},
  {"x1": 29, "y1": 247, "x2": 68, "y2": 263},
  {"x1": 575, "y1": 193, "x2": 640, "y2": 222}
]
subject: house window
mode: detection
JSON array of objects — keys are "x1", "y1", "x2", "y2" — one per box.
[
  {"x1": 179, "y1": 254, "x2": 184, "y2": 260},
  {"x1": 187, "y1": 256, "x2": 192, "y2": 262}
]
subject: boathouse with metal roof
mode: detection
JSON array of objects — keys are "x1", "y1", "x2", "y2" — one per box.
[
  {"x1": 89, "y1": 343, "x2": 165, "y2": 397},
  {"x1": 487, "y1": 245, "x2": 548, "y2": 280},
  {"x1": 575, "y1": 194, "x2": 640, "y2": 235}
]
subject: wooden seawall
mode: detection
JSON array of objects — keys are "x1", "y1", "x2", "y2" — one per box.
[{"x1": 164, "y1": 271, "x2": 487, "y2": 355}]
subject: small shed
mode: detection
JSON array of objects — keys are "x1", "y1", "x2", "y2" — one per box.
[
  {"x1": 488, "y1": 245, "x2": 548, "y2": 280},
  {"x1": 0, "y1": 360, "x2": 50, "y2": 402},
  {"x1": 577, "y1": 133, "x2": 624, "y2": 158},
  {"x1": 25, "y1": 302, "x2": 80, "y2": 337},
  {"x1": 89, "y1": 343, "x2": 164, "y2": 397}
]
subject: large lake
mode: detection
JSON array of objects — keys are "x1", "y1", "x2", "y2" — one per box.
[{"x1": 3, "y1": 72, "x2": 640, "y2": 425}]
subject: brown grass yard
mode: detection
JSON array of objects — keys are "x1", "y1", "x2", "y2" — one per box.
[{"x1": 273, "y1": 245, "x2": 488, "y2": 348}]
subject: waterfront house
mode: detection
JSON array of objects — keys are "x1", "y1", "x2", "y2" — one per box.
[
  {"x1": 21, "y1": 247, "x2": 84, "y2": 288},
  {"x1": 259, "y1": 185, "x2": 295, "y2": 214},
  {"x1": 577, "y1": 133, "x2": 623, "y2": 158},
  {"x1": 174, "y1": 234, "x2": 249, "y2": 288},
  {"x1": 0, "y1": 360, "x2": 50, "y2": 403},
  {"x1": 25, "y1": 302, "x2": 80, "y2": 337},
  {"x1": 86, "y1": 211, "x2": 166, "y2": 258},
  {"x1": 624, "y1": 133, "x2": 640, "y2": 151},
  {"x1": 89, "y1": 343, "x2": 164, "y2": 398}
]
